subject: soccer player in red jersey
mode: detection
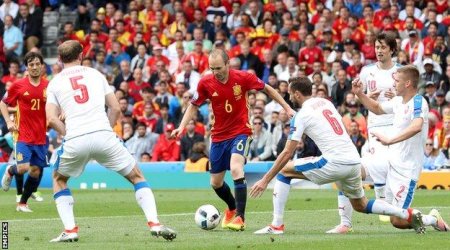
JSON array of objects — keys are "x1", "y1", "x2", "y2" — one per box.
[
  {"x1": 1, "y1": 52, "x2": 49, "y2": 212},
  {"x1": 172, "y1": 49, "x2": 296, "y2": 231}
]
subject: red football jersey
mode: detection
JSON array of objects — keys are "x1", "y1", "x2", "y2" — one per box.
[
  {"x1": 3, "y1": 77, "x2": 48, "y2": 144},
  {"x1": 192, "y1": 70, "x2": 265, "y2": 142}
]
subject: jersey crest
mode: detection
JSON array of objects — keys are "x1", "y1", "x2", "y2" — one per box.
[{"x1": 233, "y1": 84, "x2": 242, "y2": 100}]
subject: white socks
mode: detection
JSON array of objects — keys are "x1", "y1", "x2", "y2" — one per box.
[
  {"x1": 337, "y1": 192, "x2": 353, "y2": 227},
  {"x1": 366, "y1": 199, "x2": 409, "y2": 219},
  {"x1": 422, "y1": 214, "x2": 437, "y2": 226},
  {"x1": 55, "y1": 195, "x2": 76, "y2": 231},
  {"x1": 135, "y1": 186, "x2": 159, "y2": 224},
  {"x1": 271, "y1": 178, "x2": 291, "y2": 227}
]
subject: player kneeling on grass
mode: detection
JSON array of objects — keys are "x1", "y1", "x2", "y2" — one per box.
[
  {"x1": 250, "y1": 76, "x2": 428, "y2": 235},
  {"x1": 45, "y1": 40, "x2": 176, "y2": 243}
]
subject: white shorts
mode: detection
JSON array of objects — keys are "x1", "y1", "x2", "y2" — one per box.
[
  {"x1": 293, "y1": 156, "x2": 364, "y2": 199},
  {"x1": 54, "y1": 130, "x2": 136, "y2": 178},
  {"x1": 385, "y1": 166, "x2": 417, "y2": 208},
  {"x1": 364, "y1": 126, "x2": 391, "y2": 185}
]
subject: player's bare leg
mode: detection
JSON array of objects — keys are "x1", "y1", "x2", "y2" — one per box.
[
  {"x1": 226, "y1": 153, "x2": 247, "y2": 231},
  {"x1": 124, "y1": 165, "x2": 176, "y2": 241},
  {"x1": 211, "y1": 171, "x2": 237, "y2": 228},
  {"x1": 255, "y1": 161, "x2": 307, "y2": 235},
  {"x1": 50, "y1": 171, "x2": 78, "y2": 242}
]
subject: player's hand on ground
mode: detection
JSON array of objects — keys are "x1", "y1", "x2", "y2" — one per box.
[
  {"x1": 370, "y1": 131, "x2": 391, "y2": 146},
  {"x1": 351, "y1": 78, "x2": 363, "y2": 95},
  {"x1": 367, "y1": 89, "x2": 381, "y2": 100},
  {"x1": 6, "y1": 120, "x2": 17, "y2": 132},
  {"x1": 384, "y1": 89, "x2": 396, "y2": 99},
  {"x1": 250, "y1": 179, "x2": 269, "y2": 198}
]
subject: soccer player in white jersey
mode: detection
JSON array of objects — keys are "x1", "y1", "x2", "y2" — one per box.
[
  {"x1": 251, "y1": 76, "x2": 426, "y2": 235},
  {"x1": 46, "y1": 40, "x2": 176, "y2": 242},
  {"x1": 328, "y1": 32, "x2": 402, "y2": 234},
  {"x1": 352, "y1": 65, "x2": 449, "y2": 232}
]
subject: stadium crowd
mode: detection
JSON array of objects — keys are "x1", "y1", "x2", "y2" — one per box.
[{"x1": 0, "y1": 0, "x2": 449, "y2": 171}]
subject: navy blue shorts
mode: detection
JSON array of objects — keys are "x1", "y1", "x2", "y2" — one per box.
[
  {"x1": 209, "y1": 135, "x2": 252, "y2": 174},
  {"x1": 15, "y1": 142, "x2": 48, "y2": 168}
]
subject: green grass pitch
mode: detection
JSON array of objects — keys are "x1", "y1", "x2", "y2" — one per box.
[{"x1": 0, "y1": 189, "x2": 448, "y2": 249}]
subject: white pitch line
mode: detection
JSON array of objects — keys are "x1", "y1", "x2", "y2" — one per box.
[{"x1": 3, "y1": 206, "x2": 448, "y2": 223}]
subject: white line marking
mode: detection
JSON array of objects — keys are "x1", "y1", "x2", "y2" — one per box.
[{"x1": 4, "y1": 206, "x2": 448, "y2": 222}]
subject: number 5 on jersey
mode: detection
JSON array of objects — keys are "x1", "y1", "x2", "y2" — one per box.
[{"x1": 70, "y1": 76, "x2": 89, "y2": 104}]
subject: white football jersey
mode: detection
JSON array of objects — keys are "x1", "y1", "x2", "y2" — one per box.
[
  {"x1": 289, "y1": 98, "x2": 360, "y2": 165},
  {"x1": 381, "y1": 95, "x2": 428, "y2": 180},
  {"x1": 360, "y1": 63, "x2": 402, "y2": 128},
  {"x1": 47, "y1": 66, "x2": 113, "y2": 140}
]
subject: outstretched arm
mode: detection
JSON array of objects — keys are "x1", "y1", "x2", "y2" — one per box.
[
  {"x1": 372, "y1": 118, "x2": 423, "y2": 146},
  {"x1": 171, "y1": 103, "x2": 199, "y2": 138},
  {"x1": 263, "y1": 84, "x2": 296, "y2": 118},
  {"x1": 250, "y1": 139, "x2": 297, "y2": 198}
]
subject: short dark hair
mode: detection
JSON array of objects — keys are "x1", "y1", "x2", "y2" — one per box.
[
  {"x1": 58, "y1": 40, "x2": 83, "y2": 63},
  {"x1": 135, "y1": 122, "x2": 147, "y2": 129},
  {"x1": 23, "y1": 51, "x2": 44, "y2": 66},
  {"x1": 376, "y1": 32, "x2": 397, "y2": 57},
  {"x1": 289, "y1": 76, "x2": 313, "y2": 96}
]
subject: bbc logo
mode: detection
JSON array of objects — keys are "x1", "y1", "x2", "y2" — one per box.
[{"x1": 2, "y1": 222, "x2": 7, "y2": 249}]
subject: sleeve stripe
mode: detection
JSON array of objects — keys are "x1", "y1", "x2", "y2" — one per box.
[{"x1": 413, "y1": 94, "x2": 422, "y2": 118}]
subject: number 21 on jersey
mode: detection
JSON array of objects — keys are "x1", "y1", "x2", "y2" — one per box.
[{"x1": 70, "y1": 76, "x2": 89, "y2": 104}]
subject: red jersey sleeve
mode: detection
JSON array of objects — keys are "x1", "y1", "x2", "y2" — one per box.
[
  {"x1": 3, "y1": 81, "x2": 21, "y2": 105},
  {"x1": 244, "y1": 71, "x2": 265, "y2": 91}
]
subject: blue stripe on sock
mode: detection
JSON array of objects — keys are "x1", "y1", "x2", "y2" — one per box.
[
  {"x1": 235, "y1": 183, "x2": 247, "y2": 189},
  {"x1": 134, "y1": 181, "x2": 149, "y2": 191},
  {"x1": 276, "y1": 174, "x2": 291, "y2": 184},
  {"x1": 338, "y1": 191, "x2": 344, "y2": 196},
  {"x1": 53, "y1": 188, "x2": 72, "y2": 200},
  {"x1": 366, "y1": 199, "x2": 375, "y2": 214},
  {"x1": 374, "y1": 183, "x2": 386, "y2": 187}
]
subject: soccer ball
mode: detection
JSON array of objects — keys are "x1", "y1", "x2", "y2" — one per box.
[{"x1": 195, "y1": 204, "x2": 221, "y2": 230}]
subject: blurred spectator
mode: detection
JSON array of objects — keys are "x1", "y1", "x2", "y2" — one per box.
[
  {"x1": 298, "y1": 33, "x2": 324, "y2": 75},
  {"x1": 401, "y1": 30, "x2": 424, "y2": 66},
  {"x1": 271, "y1": 109, "x2": 289, "y2": 157},
  {"x1": 128, "y1": 68, "x2": 151, "y2": 104},
  {"x1": 154, "y1": 103, "x2": 176, "y2": 134},
  {"x1": 151, "y1": 123, "x2": 180, "y2": 161},
  {"x1": 278, "y1": 55, "x2": 299, "y2": 82},
  {"x1": 421, "y1": 58, "x2": 441, "y2": 86},
  {"x1": 14, "y1": 3, "x2": 41, "y2": 52},
  {"x1": 113, "y1": 60, "x2": 134, "y2": 90},
  {"x1": 1, "y1": 59, "x2": 20, "y2": 84},
  {"x1": 154, "y1": 80, "x2": 173, "y2": 107},
  {"x1": 93, "y1": 50, "x2": 113, "y2": 76},
  {"x1": 126, "y1": 122, "x2": 159, "y2": 161},
  {"x1": 105, "y1": 41, "x2": 131, "y2": 67},
  {"x1": 138, "y1": 102, "x2": 160, "y2": 132},
  {"x1": 168, "y1": 41, "x2": 187, "y2": 75},
  {"x1": 74, "y1": 3, "x2": 91, "y2": 32},
  {"x1": 3, "y1": 15, "x2": 23, "y2": 61},
  {"x1": 227, "y1": 1, "x2": 242, "y2": 32},
  {"x1": 140, "y1": 152, "x2": 151, "y2": 162},
  {"x1": 331, "y1": 69, "x2": 351, "y2": 107},
  {"x1": 424, "y1": 81, "x2": 438, "y2": 105},
  {"x1": 180, "y1": 119, "x2": 204, "y2": 160},
  {"x1": 238, "y1": 41, "x2": 262, "y2": 77},
  {"x1": 249, "y1": 116, "x2": 273, "y2": 161},
  {"x1": 348, "y1": 120, "x2": 366, "y2": 156},
  {"x1": 292, "y1": 136, "x2": 322, "y2": 160},
  {"x1": 121, "y1": 121, "x2": 134, "y2": 142},
  {"x1": 130, "y1": 42, "x2": 150, "y2": 72},
  {"x1": 0, "y1": 0, "x2": 19, "y2": 22},
  {"x1": 132, "y1": 87, "x2": 156, "y2": 120},
  {"x1": 342, "y1": 100, "x2": 367, "y2": 137},
  {"x1": 184, "y1": 141, "x2": 209, "y2": 172},
  {"x1": 424, "y1": 138, "x2": 445, "y2": 171},
  {"x1": 431, "y1": 89, "x2": 447, "y2": 114},
  {"x1": 176, "y1": 60, "x2": 200, "y2": 95}
]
